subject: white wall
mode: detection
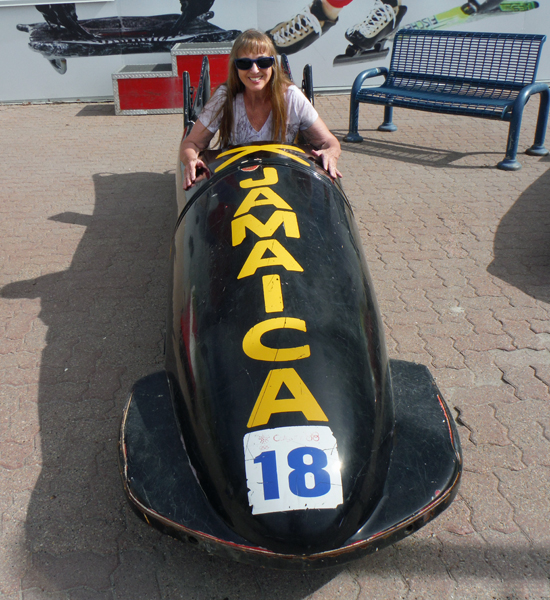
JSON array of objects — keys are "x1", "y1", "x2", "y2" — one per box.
[{"x1": 1, "y1": 0, "x2": 548, "y2": 103}]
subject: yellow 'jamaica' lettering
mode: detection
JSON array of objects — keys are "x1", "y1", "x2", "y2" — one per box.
[
  {"x1": 247, "y1": 368, "x2": 328, "y2": 428},
  {"x1": 238, "y1": 239, "x2": 303, "y2": 279},
  {"x1": 242, "y1": 317, "x2": 310, "y2": 362},
  {"x1": 234, "y1": 187, "x2": 292, "y2": 218},
  {"x1": 214, "y1": 144, "x2": 309, "y2": 173},
  {"x1": 232, "y1": 211, "x2": 300, "y2": 246},
  {"x1": 262, "y1": 274, "x2": 284, "y2": 313},
  {"x1": 227, "y1": 155, "x2": 327, "y2": 428},
  {"x1": 239, "y1": 166, "x2": 278, "y2": 189}
]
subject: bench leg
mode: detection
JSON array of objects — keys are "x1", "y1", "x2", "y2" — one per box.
[
  {"x1": 378, "y1": 106, "x2": 397, "y2": 132},
  {"x1": 343, "y1": 94, "x2": 364, "y2": 143},
  {"x1": 497, "y1": 110, "x2": 524, "y2": 171},
  {"x1": 526, "y1": 87, "x2": 550, "y2": 157}
]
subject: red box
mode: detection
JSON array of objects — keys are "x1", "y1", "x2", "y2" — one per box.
[{"x1": 112, "y1": 42, "x2": 232, "y2": 115}]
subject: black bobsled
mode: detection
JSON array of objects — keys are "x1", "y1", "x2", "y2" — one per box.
[{"x1": 119, "y1": 59, "x2": 462, "y2": 569}]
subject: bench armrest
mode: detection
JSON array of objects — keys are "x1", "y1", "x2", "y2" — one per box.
[
  {"x1": 511, "y1": 81, "x2": 550, "y2": 110},
  {"x1": 350, "y1": 67, "x2": 389, "y2": 98},
  {"x1": 503, "y1": 81, "x2": 550, "y2": 166},
  {"x1": 345, "y1": 68, "x2": 389, "y2": 142}
]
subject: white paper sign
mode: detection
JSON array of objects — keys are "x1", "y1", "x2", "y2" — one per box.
[{"x1": 243, "y1": 425, "x2": 343, "y2": 515}]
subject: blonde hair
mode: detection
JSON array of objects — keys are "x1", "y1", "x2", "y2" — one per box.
[{"x1": 216, "y1": 29, "x2": 293, "y2": 148}]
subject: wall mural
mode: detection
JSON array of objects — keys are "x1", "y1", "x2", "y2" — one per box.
[
  {"x1": 264, "y1": 0, "x2": 540, "y2": 65},
  {"x1": 16, "y1": 0, "x2": 241, "y2": 73},
  {"x1": 17, "y1": 0, "x2": 541, "y2": 73},
  {"x1": 4, "y1": 0, "x2": 545, "y2": 101}
]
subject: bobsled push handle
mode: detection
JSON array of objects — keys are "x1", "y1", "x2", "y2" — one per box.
[
  {"x1": 183, "y1": 71, "x2": 192, "y2": 132},
  {"x1": 194, "y1": 55, "x2": 211, "y2": 119},
  {"x1": 280, "y1": 56, "x2": 315, "y2": 144},
  {"x1": 280, "y1": 53, "x2": 292, "y2": 80},
  {"x1": 280, "y1": 54, "x2": 314, "y2": 107},
  {"x1": 182, "y1": 55, "x2": 211, "y2": 137},
  {"x1": 302, "y1": 64, "x2": 314, "y2": 106}
]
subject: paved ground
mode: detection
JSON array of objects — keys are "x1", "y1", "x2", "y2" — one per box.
[{"x1": 0, "y1": 94, "x2": 549, "y2": 600}]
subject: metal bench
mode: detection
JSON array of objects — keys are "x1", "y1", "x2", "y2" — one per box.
[{"x1": 344, "y1": 29, "x2": 549, "y2": 170}]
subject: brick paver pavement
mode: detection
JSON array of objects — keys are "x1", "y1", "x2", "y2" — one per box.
[{"x1": 0, "y1": 95, "x2": 549, "y2": 600}]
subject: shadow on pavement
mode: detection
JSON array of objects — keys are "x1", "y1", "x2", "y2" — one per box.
[
  {"x1": 0, "y1": 170, "x2": 338, "y2": 598},
  {"x1": 337, "y1": 133, "x2": 500, "y2": 169},
  {"x1": 488, "y1": 165, "x2": 550, "y2": 303},
  {"x1": 2, "y1": 167, "x2": 548, "y2": 597},
  {"x1": 75, "y1": 103, "x2": 117, "y2": 117}
]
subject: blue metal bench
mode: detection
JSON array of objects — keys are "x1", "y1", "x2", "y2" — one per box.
[{"x1": 344, "y1": 29, "x2": 549, "y2": 170}]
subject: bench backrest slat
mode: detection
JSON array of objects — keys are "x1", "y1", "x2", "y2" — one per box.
[
  {"x1": 389, "y1": 30, "x2": 546, "y2": 88},
  {"x1": 390, "y1": 71, "x2": 525, "y2": 92}
]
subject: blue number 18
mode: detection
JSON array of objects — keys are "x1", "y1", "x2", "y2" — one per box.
[{"x1": 254, "y1": 447, "x2": 331, "y2": 500}]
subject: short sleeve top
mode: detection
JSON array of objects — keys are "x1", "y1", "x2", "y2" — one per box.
[{"x1": 197, "y1": 84, "x2": 319, "y2": 145}]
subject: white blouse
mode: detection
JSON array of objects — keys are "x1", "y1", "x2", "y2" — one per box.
[{"x1": 198, "y1": 84, "x2": 319, "y2": 145}]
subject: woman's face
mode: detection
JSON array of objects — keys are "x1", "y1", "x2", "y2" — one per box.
[{"x1": 236, "y1": 49, "x2": 273, "y2": 95}]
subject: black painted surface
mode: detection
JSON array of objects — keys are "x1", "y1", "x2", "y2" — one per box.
[
  {"x1": 120, "y1": 145, "x2": 461, "y2": 568},
  {"x1": 120, "y1": 361, "x2": 460, "y2": 568},
  {"x1": 168, "y1": 147, "x2": 393, "y2": 553}
]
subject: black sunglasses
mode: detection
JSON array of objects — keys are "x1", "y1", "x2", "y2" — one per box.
[{"x1": 234, "y1": 56, "x2": 275, "y2": 70}]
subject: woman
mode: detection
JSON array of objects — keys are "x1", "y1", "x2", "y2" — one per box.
[{"x1": 180, "y1": 29, "x2": 342, "y2": 190}]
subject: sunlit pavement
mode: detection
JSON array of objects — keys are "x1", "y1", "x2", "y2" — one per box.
[{"x1": 0, "y1": 96, "x2": 549, "y2": 599}]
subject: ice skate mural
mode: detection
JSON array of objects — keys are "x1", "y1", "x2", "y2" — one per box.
[
  {"x1": 17, "y1": 0, "x2": 241, "y2": 73},
  {"x1": 265, "y1": 0, "x2": 541, "y2": 65}
]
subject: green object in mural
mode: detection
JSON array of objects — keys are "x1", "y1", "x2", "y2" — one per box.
[
  {"x1": 498, "y1": 0, "x2": 540, "y2": 10},
  {"x1": 407, "y1": 0, "x2": 539, "y2": 31}
]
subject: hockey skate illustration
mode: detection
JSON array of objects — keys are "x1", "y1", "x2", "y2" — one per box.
[
  {"x1": 334, "y1": 0, "x2": 408, "y2": 64},
  {"x1": 333, "y1": 0, "x2": 540, "y2": 65},
  {"x1": 267, "y1": 0, "x2": 339, "y2": 55},
  {"x1": 17, "y1": 1, "x2": 240, "y2": 74}
]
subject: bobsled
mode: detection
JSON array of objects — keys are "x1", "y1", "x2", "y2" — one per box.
[{"x1": 119, "y1": 58, "x2": 462, "y2": 569}]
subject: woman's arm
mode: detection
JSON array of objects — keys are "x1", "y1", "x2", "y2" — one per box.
[
  {"x1": 303, "y1": 118, "x2": 343, "y2": 179},
  {"x1": 179, "y1": 121, "x2": 216, "y2": 190}
]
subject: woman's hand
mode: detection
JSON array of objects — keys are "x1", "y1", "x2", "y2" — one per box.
[
  {"x1": 179, "y1": 121, "x2": 215, "y2": 190},
  {"x1": 304, "y1": 118, "x2": 343, "y2": 179},
  {"x1": 311, "y1": 147, "x2": 343, "y2": 179},
  {"x1": 183, "y1": 157, "x2": 210, "y2": 190}
]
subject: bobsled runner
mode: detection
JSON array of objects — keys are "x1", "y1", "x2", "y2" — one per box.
[
  {"x1": 119, "y1": 59, "x2": 462, "y2": 569},
  {"x1": 333, "y1": 0, "x2": 539, "y2": 66}
]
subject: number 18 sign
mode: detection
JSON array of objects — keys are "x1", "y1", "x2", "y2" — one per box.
[{"x1": 243, "y1": 426, "x2": 344, "y2": 515}]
